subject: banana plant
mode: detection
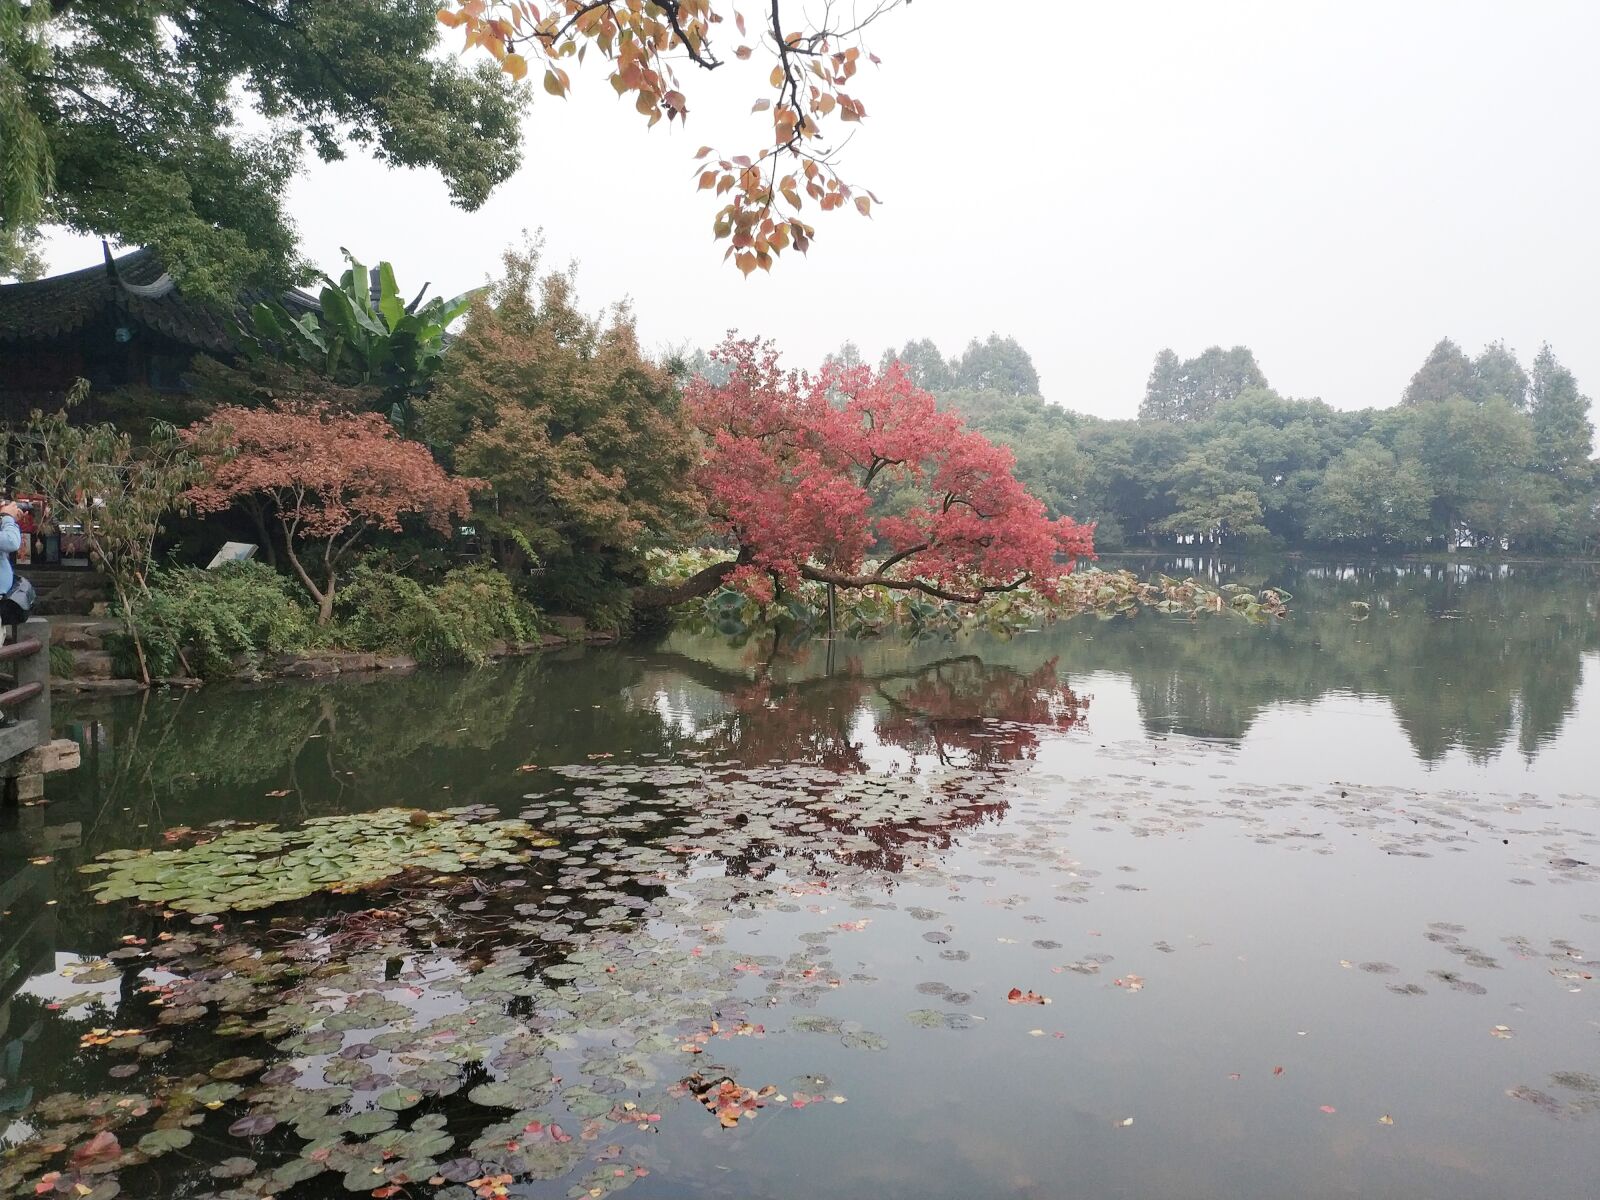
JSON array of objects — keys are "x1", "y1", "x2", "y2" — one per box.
[{"x1": 237, "y1": 250, "x2": 482, "y2": 430}]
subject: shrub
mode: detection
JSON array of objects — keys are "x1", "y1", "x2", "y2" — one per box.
[
  {"x1": 335, "y1": 564, "x2": 537, "y2": 667},
  {"x1": 527, "y1": 552, "x2": 637, "y2": 633},
  {"x1": 123, "y1": 562, "x2": 317, "y2": 678},
  {"x1": 49, "y1": 643, "x2": 75, "y2": 678}
]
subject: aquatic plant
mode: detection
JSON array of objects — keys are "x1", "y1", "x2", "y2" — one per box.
[{"x1": 78, "y1": 808, "x2": 557, "y2": 913}]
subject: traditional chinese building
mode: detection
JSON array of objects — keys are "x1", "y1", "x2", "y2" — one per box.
[
  {"x1": 0, "y1": 245, "x2": 316, "y2": 571},
  {"x1": 0, "y1": 243, "x2": 316, "y2": 428}
]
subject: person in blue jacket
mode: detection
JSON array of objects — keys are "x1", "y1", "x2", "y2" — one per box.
[
  {"x1": 0, "y1": 501, "x2": 21, "y2": 685},
  {"x1": 0, "y1": 501, "x2": 22, "y2": 599}
]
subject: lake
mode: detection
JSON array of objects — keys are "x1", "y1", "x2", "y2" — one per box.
[{"x1": 4, "y1": 558, "x2": 1598, "y2": 1199}]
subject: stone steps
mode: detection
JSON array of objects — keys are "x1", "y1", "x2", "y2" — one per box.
[
  {"x1": 69, "y1": 650, "x2": 115, "y2": 679},
  {"x1": 24, "y1": 569, "x2": 112, "y2": 617},
  {"x1": 51, "y1": 621, "x2": 120, "y2": 652}
]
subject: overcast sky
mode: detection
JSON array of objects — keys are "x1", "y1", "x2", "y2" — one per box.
[{"x1": 39, "y1": 0, "x2": 1600, "y2": 418}]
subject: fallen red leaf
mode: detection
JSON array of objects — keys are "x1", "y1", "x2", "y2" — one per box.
[
  {"x1": 72, "y1": 1130, "x2": 121, "y2": 1167},
  {"x1": 1006, "y1": 988, "x2": 1050, "y2": 1005}
]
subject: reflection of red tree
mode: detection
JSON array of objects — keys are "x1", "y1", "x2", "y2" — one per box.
[
  {"x1": 681, "y1": 652, "x2": 1088, "y2": 876},
  {"x1": 714, "y1": 666, "x2": 874, "y2": 774},
  {"x1": 876, "y1": 656, "x2": 1087, "y2": 767}
]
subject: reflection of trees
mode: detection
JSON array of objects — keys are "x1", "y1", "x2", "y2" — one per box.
[
  {"x1": 875, "y1": 656, "x2": 1086, "y2": 767},
  {"x1": 640, "y1": 643, "x2": 1087, "y2": 772},
  {"x1": 630, "y1": 645, "x2": 1088, "y2": 874},
  {"x1": 1067, "y1": 559, "x2": 1599, "y2": 761}
]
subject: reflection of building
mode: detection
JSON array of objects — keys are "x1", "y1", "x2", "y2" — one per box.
[{"x1": 0, "y1": 243, "x2": 317, "y2": 425}]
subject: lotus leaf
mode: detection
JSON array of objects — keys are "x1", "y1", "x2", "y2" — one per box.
[
  {"x1": 210, "y1": 1057, "x2": 264, "y2": 1080},
  {"x1": 375, "y1": 1088, "x2": 425, "y2": 1111},
  {"x1": 210, "y1": 1155, "x2": 256, "y2": 1178},
  {"x1": 78, "y1": 809, "x2": 558, "y2": 912},
  {"x1": 137, "y1": 1128, "x2": 193, "y2": 1155}
]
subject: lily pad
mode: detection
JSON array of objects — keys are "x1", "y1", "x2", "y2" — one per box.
[{"x1": 137, "y1": 1128, "x2": 194, "y2": 1156}]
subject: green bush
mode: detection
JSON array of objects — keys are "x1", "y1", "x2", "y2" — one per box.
[
  {"x1": 335, "y1": 564, "x2": 537, "y2": 667},
  {"x1": 123, "y1": 562, "x2": 317, "y2": 678},
  {"x1": 526, "y1": 552, "x2": 637, "y2": 633},
  {"x1": 49, "y1": 643, "x2": 75, "y2": 678}
]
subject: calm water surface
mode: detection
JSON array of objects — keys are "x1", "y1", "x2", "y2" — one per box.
[{"x1": 3, "y1": 559, "x2": 1598, "y2": 1199}]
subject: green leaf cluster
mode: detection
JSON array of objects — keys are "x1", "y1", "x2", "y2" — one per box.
[
  {"x1": 241, "y1": 251, "x2": 481, "y2": 428},
  {"x1": 1, "y1": 2, "x2": 524, "y2": 293},
  {"x1": 334, "y1": 562, "x2": 539, "y2": 666},
  {"x1": 121, "y1": 561, "x2": 318, "y2": 679},
  {"x1": 78, "y1": 807, "x2": 558, "y2": 912}
]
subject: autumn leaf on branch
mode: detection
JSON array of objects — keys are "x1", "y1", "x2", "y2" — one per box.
[{"x1": 436, "y1": 1, "x2": 902, "y2": 273}]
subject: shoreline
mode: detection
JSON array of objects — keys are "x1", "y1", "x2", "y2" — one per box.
[{"x1": 49, "y1": 624, "x2": 621, "y2": 697}]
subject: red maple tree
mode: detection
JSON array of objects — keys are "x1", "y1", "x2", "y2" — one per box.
[
  {"x1": 185, "y1": 404, "x2": 477, "y2": 623},
  {"x1": 663, "y1": 337, "x2": 1095, "y2": 606}
]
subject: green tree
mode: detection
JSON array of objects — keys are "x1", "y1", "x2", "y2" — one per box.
[
  {"x1": 881, "y1": 339, "x2": 954, "y2": 391},
  {"x1": 0, "y1": 0, "x2": 51, "y2": 272},
  {"x1": 1182, "y1": 346, "x2": 1267, "y2": 421},
  {"x1": 1, "y1": 1, "x2": 522, "y2": 293},
  {"x1": 1205, "y1": 388, "x2": 1353, "y2": 543},
  {"x1": 1139, "y1": 348, "x2": 1184, "y2": 421},
  {"x1": 18, "y1": 384, "x2": 203, "y2": 684},
  {"x1": 1138, "y1": 345, "x2": 1267, "y2": 422},
  {"x1": 936, "y1": 389, "x2": 1087, "y2": 521},
  {"x1": 1473, "y1": 340, "x2": 1530, "y2": 409},
  {"x1": 418, "y1": 249, "x2": 701, "y2": 618},
  {"x1": 1400, "y1": 337, "x2": 1477, "y2": 406},
  {"x1": 1529, "y1": 344, "x2": 1595, "y2": 485},
  {"x1": 1391, "y1": 395, "x2": 1535, "y2": 547},
  {"x1": 952, "y1": 335, "x2": 1041, "y2": 397},
  {"x1": 1152, "y1": 438, "x2": 1270, "y2": 544},
  {"x1": 1073, "y1": 419, "x2": 1189, "y2": 547},
  {"x1": 1306, "y1": 440, "x2": 1433, "y2": 548}
]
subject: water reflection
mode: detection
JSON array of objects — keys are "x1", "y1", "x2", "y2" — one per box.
[{"x1": 1, "y1": 559, "x2": 1597, "y2": 1200}]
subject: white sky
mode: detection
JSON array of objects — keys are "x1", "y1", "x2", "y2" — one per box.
[{"x1": 38, "y1": 0, "x2": 1600, "y2": 419}]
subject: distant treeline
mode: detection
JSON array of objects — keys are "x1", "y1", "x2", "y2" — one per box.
[{"x1": 819, "y1": 335, "x2": 1598, "y2": 555}]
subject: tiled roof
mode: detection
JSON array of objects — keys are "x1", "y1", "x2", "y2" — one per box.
[{"x1": 0, "y1": 247, "x2": 317, "y2": 351}]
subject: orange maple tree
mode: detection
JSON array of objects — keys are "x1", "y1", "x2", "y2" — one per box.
[
  {"x1": 184, "y1": 404, "x2": 478, "y2": 624},
  {"x1": 435, "y1": 0, "x2": 902, "y2": 274}
]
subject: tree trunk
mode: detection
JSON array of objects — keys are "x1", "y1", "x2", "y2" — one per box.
[
  {"x1": 281, "y1": 539, "x2": 332, "y2": 624},
  {"x1": 244, "y1": 499, "x2": 276, "y2": 568},
  {"x1": 114, "y1": 582, "x2": 151, "y2": 686},
  {"x1": 631, "y1": 551, "x2": 750, "y2": 610}
]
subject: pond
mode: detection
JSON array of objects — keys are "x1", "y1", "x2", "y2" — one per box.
[{"x1": 4, "y1": 558, "x2": 1598, "y2": 1200}]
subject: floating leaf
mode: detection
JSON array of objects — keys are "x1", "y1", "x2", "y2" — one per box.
[
  {"x1": 466, "y1": 1082, "x2": 529, "y2": 1108},
  {"x1": 210, "y1": 1056, "x2": 264, "y2": 1080},
  {"x1": 227, "y1": 1114, "x2": 277, "y2": 1137},
  {"x1": 376, "y1": 1088, "x2": 425, "y2": 1111},
  {"x1": 209, "y1": 1156, "x2": 256, "y2": 1179},
  {"x1": 138, "y1": 1128, "x2": 193, "y2": 1156}
]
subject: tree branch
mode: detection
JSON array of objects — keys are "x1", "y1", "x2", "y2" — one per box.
[{"x1": 799, "y1": 564, "x2": 1032, "y2": 606}]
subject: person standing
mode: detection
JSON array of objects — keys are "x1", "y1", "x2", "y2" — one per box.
[{"x1": 0, "y1": 501, "x2": 24, "y2": 646}]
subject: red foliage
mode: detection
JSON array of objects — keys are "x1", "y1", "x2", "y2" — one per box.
[
  {"x1": 685, "y1": 338, "x2": 1095, "y2": 604},
  {"x1": 184, "y1": 403, "x2": 477, "y2": 620}
]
